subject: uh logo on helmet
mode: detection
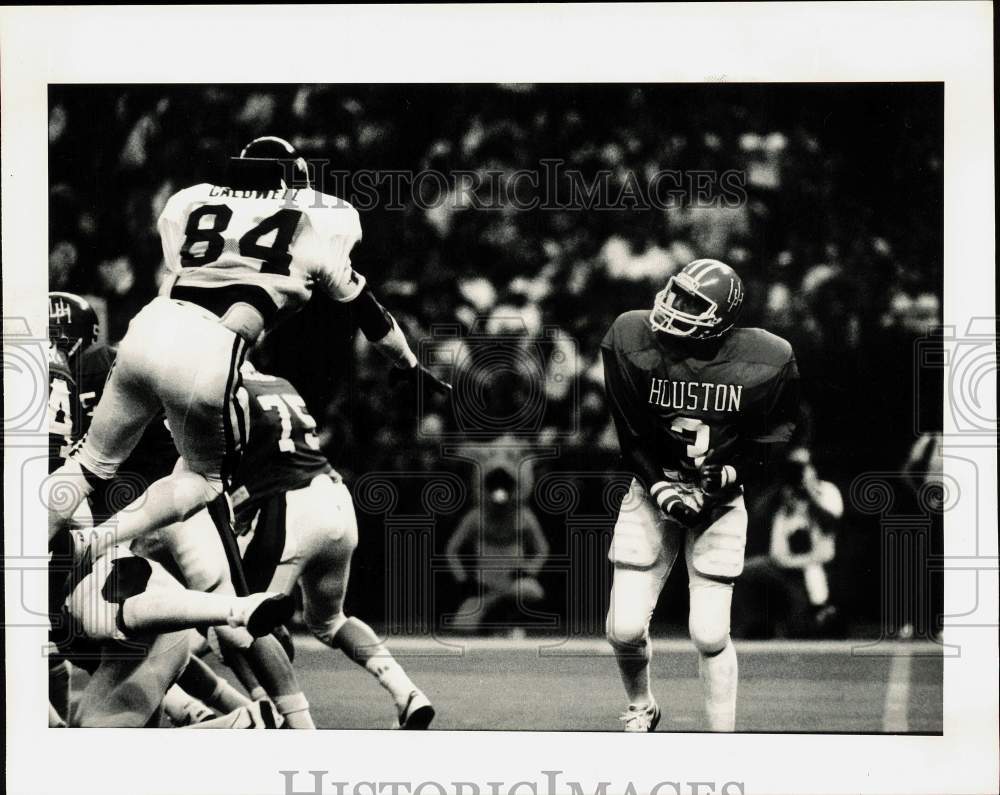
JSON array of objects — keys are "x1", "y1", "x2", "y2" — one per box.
[
  {"x1": 650, "y1": 259, "x2": 744, "y2": 339},
  {"x1": 48, "y1": 291, "x2": 99, "y2": 361}
]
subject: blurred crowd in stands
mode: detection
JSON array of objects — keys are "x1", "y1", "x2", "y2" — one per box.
[{"x1": 49, "y1": 84, "x2": 944, "y2": 636}]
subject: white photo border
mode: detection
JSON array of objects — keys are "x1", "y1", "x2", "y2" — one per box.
[{"x1": 2, "y1": 4, "x2": 996, "y2": 795}]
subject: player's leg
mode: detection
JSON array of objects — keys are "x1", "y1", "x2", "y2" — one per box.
[
  {"x1": 605, "y1": 480, "x2": 680, "y2": 731},
  {"x1": 685, "y1": 494, "x2": 748, "y2": 732},
  {"x1": 161, "y1": 684, "x2": 217, "y2": 726},
  {"x1": 164, "y1": 506, "x2": 316, "y2": 728},
  {"x1": 67, "y1": 548, "x2": 293, "y2": 640},
  {"x1": 45, "y1": 321, "x2": 162, "y2": 540},
  {"x1": 176, "y1": 650, "x2": 252, "y2": 714},
  {"x1": 293, "y1": 477, "x2": 433, "y2": 728},
  {"x1": 48, "y1": 702, "x2": 67, "y2": 728},
  {"x1": 180, "y1": 699, "x2": 283, "y2": 729},
  {"x1": 75, "y1": 300, "x2": 249, "y2": 562},
  {"x1": 48, "y1": 657, "x2": 71, "y2": 726},
  {"x1": 72, "y1": 630, "x2": 190, "y2": 728}
]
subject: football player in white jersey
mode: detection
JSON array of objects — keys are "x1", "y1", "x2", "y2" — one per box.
[
  {"x1": 167, "y1": 362, "x2": 435, "y2": 729},
  {"x1": 45, "y1": 136, "x2": 450, "y2": 728}
]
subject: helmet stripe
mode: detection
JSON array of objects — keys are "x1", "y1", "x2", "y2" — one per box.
[
  {"x1": 240, "y1": 135, "x2": 296, "y2": 158},
  {"x1": 686, "y1": 259, "x2": 713, "y2": 278},
  {"x1": 691, "y1": 261, "x2": 724, "y2": 283}
]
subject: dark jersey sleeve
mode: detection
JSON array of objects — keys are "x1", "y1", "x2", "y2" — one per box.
[
  {"x1": 753, "y1": 354, "x2": 800, "y2": 444},
  {"x1": 735, "y1": 352, "x2": 801, "y2": 477},
  {"x1": 600, "y1": 329, "x2": 664, "y2": 491}
]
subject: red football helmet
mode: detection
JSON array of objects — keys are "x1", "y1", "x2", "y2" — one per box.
[
  {"x1": 650, "y1": 259, "x2": 744, "y2": 339},
  {"x1": 48, "y1": 291, "x2": 99, "y2": 360}
]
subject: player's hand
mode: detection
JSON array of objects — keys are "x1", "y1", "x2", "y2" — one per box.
[
  {"x1": 389, "y1": 362, "x2": 453, "y2": 401},
  {"x1": 700, "y1": 463, "x2": 738, "y2": 495},
  {"x1": 650, "y1": 481, "x2": 699, "y2": 526},
  {"x1": 664, "y1": 498, "x2": 699, "y2": 526}
]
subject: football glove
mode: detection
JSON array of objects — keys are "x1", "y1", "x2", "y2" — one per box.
[
  {"x1": 389, "y1": 362, "x2": 453, "y2": 401},
  {"x1": 649, "y1": 481, "x2": 700, "y2": 526},
  {"x1": 700, "y1": 463, "x2": 738, "y2": 495}
]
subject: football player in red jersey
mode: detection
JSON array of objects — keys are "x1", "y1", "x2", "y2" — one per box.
[
  {"x1": 47, "y1": 291, "x2": 98, "y2": 473},
  {"x1": 168, "y1": 362, "x2": 435, "y2": 728},
  {"x1": 47, "y1": 291, "x2": 98, "y2": 726},
  {"x1": 601, "y1": 259, "x2": 799, "y2": 732}
]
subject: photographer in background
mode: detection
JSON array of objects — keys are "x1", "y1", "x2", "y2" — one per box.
[{"x1": 734, "y1": 447, "x2": 844, "y2": 638}]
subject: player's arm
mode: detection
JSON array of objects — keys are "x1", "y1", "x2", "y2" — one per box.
[
  {"x1": 155, "y1": 189, "x2": 191, "y2": 295},
  {"x1": 600, "y1": 346, "x2": 661, "y2": 490},
  {"x1": 351, "y1": 286, "x2": 453, "y2": 398},
  {"x1": 716, "y1": 355, "x2": 802, "y2": 493},
  {"x1": 312, "y1": 213, "x2": 450, "y2": 396},
  {"x1": 601, "y1": 345, "x2": 697, "y2": 524}
]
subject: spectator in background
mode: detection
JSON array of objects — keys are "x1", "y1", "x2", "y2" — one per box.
[
  {"x1": 445, "y1": 467, "x2": 549, "y2": 637},
  {"x1": 734, "y1": 447, "x2": 844, "y2": 638}
]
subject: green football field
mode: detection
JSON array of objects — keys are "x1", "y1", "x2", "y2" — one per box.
[
  {"x1": 66, "y1": 636, "x2": 942, "y2": 733},
  {"x1": 289, "y1": 637, "x2": 943, "y2": 733}
]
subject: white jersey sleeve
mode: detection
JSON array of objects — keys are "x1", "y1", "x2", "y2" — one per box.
[
  {"x1": 302, "y1": 192, "x2": 366, "y2": 303},
  {"x1": 157, "y1": 183, "x2": 366, "y2": 325}
]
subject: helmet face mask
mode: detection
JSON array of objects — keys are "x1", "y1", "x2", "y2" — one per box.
[
  {"x1": 48, "y1": 291, "x2": 99, "y2": 360},
  {"x1": 650, "y1": 259, "x2": 744, "y2": 340}
]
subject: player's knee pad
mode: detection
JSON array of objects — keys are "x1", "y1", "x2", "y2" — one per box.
[
  {"x1": 608, "y1": 485, "x2": 664, "y2": 568},
  {"x1": 306, "y1": 479, "x2": 358, "y2": 547},
  {"x1": 605, "y1": 609, "x2": 649, "y2": 650},
  {"x1": 150, "y1": 471, "x2": 222, "y2": 525},
  {"x1": 688, "y1": 599, "x2": 732, "y2": 656},
  {"x1": 689, "y1": 500, "x2": 747, "y2": 580},
  {"x1": 307, "y1": 611, "x2": 348, "y2": 648}
]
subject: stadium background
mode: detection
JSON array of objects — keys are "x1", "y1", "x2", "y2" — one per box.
[{"x1": 48, "y1": 83, "x2": 943, "y2": 640}]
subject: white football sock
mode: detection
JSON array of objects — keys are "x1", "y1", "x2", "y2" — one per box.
[
  {"x1": 612, "y1": 635, "x2": 654, "y2": 707},
  {"x1": 329, "y1": 617, "x2": 417, "y2": 710},
  {"x1": 698, "y1": 637, "x2": 738, "y2": 731},
  {"x1": 162, "y1": 685, "x2": 214, "y2": 726},
  {"x1": 273, "y1": 692, "x2": 315, "y2": 729}
]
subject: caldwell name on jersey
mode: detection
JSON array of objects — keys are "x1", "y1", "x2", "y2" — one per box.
[{"x1": 158, "y1": 181, "x2": 365, "y2": 341}]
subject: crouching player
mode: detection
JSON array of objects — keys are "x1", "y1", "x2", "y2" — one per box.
[
  {"x1": 601, "y1": 259, "x2": 799, "y2": 732},
  {"x1": 53, "y1": 529, "x2": 294, "y2": 727},
  {"x1": 166, "y1": 362, "x2": 435, "y2": 729}
]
